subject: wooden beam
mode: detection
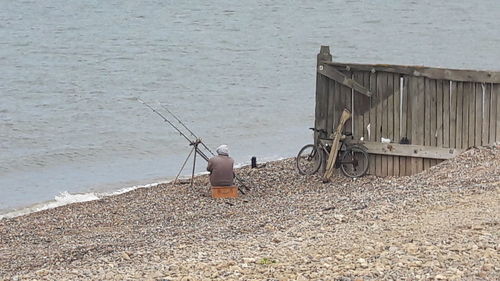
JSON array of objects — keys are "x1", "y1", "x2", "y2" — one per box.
[
  {"x1": 363, "y1": 142, "x2": 464, "y2": 160},
  {"x1": 318, "y1": 63, "x2": 373, "y2": 97},
  {"x1": 315, "y1": 46, "x2": 332, "y2": 175},
  {"x1": 326, "y1": 61, "x2": 500, "y2": 84}
]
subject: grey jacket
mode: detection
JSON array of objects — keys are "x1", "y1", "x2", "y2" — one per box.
[{"x1": 207, "y1": 155, "x2": 234, "y2": 186}]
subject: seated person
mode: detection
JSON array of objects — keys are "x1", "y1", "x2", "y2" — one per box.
[{"x1": 207, "y1": 145, "x2": 234, "y2": 186}]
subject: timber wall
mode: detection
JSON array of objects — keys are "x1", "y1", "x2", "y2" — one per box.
[{"x1": 314, "y1": 46, "x2": 500, "y2": 176}]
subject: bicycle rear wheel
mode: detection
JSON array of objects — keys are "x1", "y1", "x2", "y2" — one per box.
[
  {"x1": 340, "y1": 146, "x2": 369, "y2": 178},
  {"x1": 296, "y1": 144, "x2": 322, "y2": 175}
]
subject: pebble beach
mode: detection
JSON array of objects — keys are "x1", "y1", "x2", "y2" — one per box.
[{"x1": 1, "y1": 145, "x2": 499, "y2": 281}]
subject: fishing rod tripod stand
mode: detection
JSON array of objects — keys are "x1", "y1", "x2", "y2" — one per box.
[{"x1": 172, "y1": 138, "x2": 208, "y2": 189}]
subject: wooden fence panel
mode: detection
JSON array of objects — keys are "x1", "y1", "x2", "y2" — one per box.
[{"x1": 315, "y1": 47, "x2": 500, "y2": 178}]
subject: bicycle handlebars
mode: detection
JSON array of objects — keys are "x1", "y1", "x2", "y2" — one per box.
[{"x1": 309, "y1": 127, "x2": 327, "y2": 134}]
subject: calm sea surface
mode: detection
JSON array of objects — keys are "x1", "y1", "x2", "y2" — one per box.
[{"x1": 1, "y1": 0, "x2": 499, "y2": 214}]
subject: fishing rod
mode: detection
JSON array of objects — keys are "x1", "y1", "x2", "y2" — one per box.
[
  {"x1": 157, "y1": 102, "x2": 216, "y2": 156},
  {"x1": 138, "y1": 98, "x2": 213, "y2": 162},
  {"x1": 137, "y1": 98, "x2": 194, "y2": 145},
  {"x1": 137, "y1": 98, "x2": 252, "y2": 192}
]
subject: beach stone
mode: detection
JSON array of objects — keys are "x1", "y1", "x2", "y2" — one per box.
[
  {"x1": 434, "y1": 274, "x2": 447, "y2": 280},
  {"x1": 296, "y1": 274, "x2": 308, "y2": 281},
  {"x1": 122, "y1": 252, "x2": 131, "y2": 260},
  {"x1": 481, "y1": 263, "x2": 493, "y2": 271}
]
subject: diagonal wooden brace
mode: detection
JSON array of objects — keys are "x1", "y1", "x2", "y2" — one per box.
[{"x1": 318, "y1": 63, "x2": 373, "y2": 97}]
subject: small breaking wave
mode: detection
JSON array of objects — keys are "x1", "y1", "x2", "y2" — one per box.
[
  {"x1": 0, "y1": 181, "x2": 167, "y2": 219},
  {"x1": 0, "y1": 156, "x2": 284, "y2": 219}
]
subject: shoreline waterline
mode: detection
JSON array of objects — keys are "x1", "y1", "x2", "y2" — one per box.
[{"x1": 0, "y1": 156, "x2": 285, "y2": 219}]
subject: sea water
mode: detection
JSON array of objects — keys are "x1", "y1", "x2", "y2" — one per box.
[{"x1": 1, "y1": 0, "x2": 499, "y2": 216}]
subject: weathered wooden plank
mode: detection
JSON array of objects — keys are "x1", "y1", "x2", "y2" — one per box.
[
  {"x1": 364, "y1": 142, "x2": 464, "y2": 159},
  {"x1": 430, "y1": 79, "x2": 439, "y2": 167},
  {"x1": 341, "y1": 71, "x2": 353, "y2": 135},
  {"x1": 377, "y1": 72, "x2": 387, "y2": 176},
  {"x1": 460, "y1": 82, "x2": 469, "y2": 149},
  {"x1": 417, "y1": 77, "x2": 425, "y2": 173},
  {"x1": 482, "y1": 83, "x2": 490, "y2": 145},
  {"x1": 362, "y1": 72, "x2": 371, "y2": 140},
  {"x1": 423, "y1": 78, "x2": 432, "y2": 170},
  {"x1": 393, "y1": 74, "x2": 401, "y2": 176},
  {"x1": 410, "y1": 76, "x2": 425, "y2": 174},
  {"x1": 444, "y1": 81, "x2": 452, "y2": 148},
  {"x1": 456, "y1": 82, "x2": 464, "y2": 149},
  {"x1": 368, "y1": 72, "x2": 377, "y2": 175},
  {"x1": 318, "y1": 64, "x2": 373, "y2": 97},
  {"x1": 334, "y1": 82, "x2": 342, "y2": 134},
  {"x1": 495, "y1": 83, "x2": 500, "y2": 142},
  {"x1": 437, "y1": 80, "x2": 444, "y2": 148},
  {"x1": 399, "y1": 75, "x2": 407, "y2": 176},
  {"x1": 475, "y1": 83, "x2": 483, "y2": 146},
  {"x1": 489, "y1": 83, "x2": 498, "y2": 144},
  {"x1": 326, "y1": 80, "x2": 335, "y2": 136},
  {"x1": 386, "y1": 73, "x2": 395, "y2": 176},
  {"x1": 430, "y1": 79, "x2": 437, "y2": 147},
  {"x1": 466, "y1": 82, "x2": 475, "y2": 148},
  {"x1": 400, "y1": 77, "x2": 408, "y2": 141},
  {"x1": 326, "y1": 61, "x2": 500, "y2": 83},
  {"x1": 353, "y1": 72, "x2": 364, "y2": 141},
  {"x1": 403, "y1": 76, "x2": 412, "y2": 175}
]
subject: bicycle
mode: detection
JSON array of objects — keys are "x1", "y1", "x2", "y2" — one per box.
[{"x1": 296, "y1": 128, "x2": 370, "y2": 178}]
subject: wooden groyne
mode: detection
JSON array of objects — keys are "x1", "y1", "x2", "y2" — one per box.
[{"x1": 314, "y1": 45, "x2": 500, "y2": 176}]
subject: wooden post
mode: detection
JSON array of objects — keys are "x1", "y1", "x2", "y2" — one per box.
[{"x1": 315, "y1": 46, "x2": 332, "y2": 175}]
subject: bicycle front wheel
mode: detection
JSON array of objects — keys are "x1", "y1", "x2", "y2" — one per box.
[
  {"x1": 296, "y1": 144, "x2": 322, "y2": 175},
  {"x1": 340, "y1": 146, "x2": 369, "y2": 178}
]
